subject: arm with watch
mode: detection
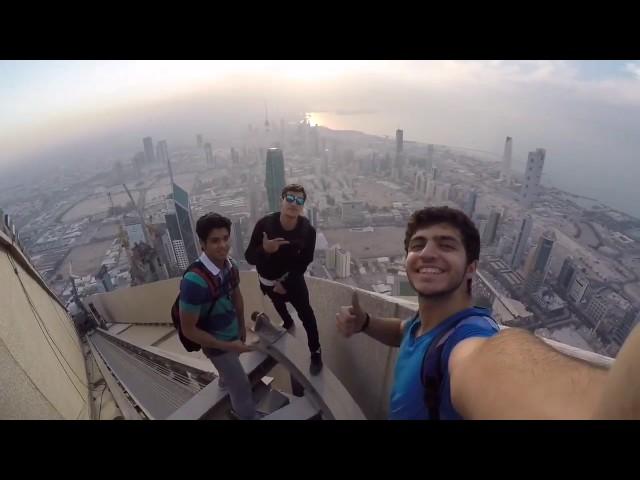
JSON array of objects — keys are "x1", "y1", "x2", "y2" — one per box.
[{"x1": 336, "y1": 291, "x2": 407, "y2": 348}]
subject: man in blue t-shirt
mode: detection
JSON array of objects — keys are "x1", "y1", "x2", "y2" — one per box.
[
  {"x1": 337, "y1": 206, "x2": 499, "y2": 419},
  {"x1": 336, "y1": 206, "x2": 627, "y2": 420}
]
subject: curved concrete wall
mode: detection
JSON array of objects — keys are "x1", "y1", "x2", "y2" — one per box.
[{"x1": 1, "y1": 235, "x2": 89, "y2": 419}]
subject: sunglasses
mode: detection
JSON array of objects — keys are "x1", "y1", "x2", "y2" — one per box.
[{"x1": 284, "y1": 193, "x2": 305, "y2": 206}]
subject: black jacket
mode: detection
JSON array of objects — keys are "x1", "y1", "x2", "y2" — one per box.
[{"x1": 244, "y1": 212, "x2": 316, "y2": 280}]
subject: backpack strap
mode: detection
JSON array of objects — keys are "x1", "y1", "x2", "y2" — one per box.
[
  {"x1": 185, "y1": 261, "x2": 222, "y2": 318},
  {"x1": 421, "y1": 309, "x2": 495, "y2": 420}
]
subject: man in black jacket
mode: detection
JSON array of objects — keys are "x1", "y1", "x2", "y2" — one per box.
[{"x1": 245, "y1": 183, "x2": 323, "y2": 375}]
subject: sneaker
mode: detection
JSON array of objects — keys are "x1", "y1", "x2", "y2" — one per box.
[{"x1": 310, "y1": 350, "x2": 323, "y2": 376}]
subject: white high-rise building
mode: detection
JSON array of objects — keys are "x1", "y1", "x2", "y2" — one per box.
[
  {"x1": 501, "y1": 136, "x2": 513, "y2": 183},
  {"x1": 172, "y1": 240, "x2": 189, "y2": 271},
  {"x1": 436, "y1": 183, "x2": 450, "y2": 203},
  {"x1": 510, "y1": 215, "x2": 533, "y2": 270},
  {"x1": 336, "y1": 249, "x2": 351, "y2": 278},
  {"x1": 326, "y1": 244, "x2": 340, "y2": 270},
  {"x1": 415, "y1": 171, "x2": 425, "y2": 195},
  {"x1": 306, "y1": 206, "x2": 319, "y2": 228},
  {"x1": 521, "y1": 148, "x2": 545, "y2": 208},
  {"x1": 425, "y1": 167, "x2": 438, "y2": 201}
]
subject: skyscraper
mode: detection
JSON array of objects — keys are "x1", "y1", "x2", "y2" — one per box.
[
  {"x1": 396, "y1": 129, "x2": 403, "y2": 154},
  {"x1": 510, "y1": 215, "x2": 533, "y2": 270},
  {"x1": 164, "y1": 212, "x2": 190, "y2": 271},
  {"x1": 247, "y1": 173, "x2": 260, "y2": 224},
  {"x1": 143, "y1": 137, "x2": 156, "y2": 164},
  {"x1": 427, "y1": 144, "x2": 434, "y2": 166},
  {"x1": 426, "y1": 167, "x2": 438, "y2": 201},
  {"x1": 196, "y1": 134, "x2": 203, "y2": 149},
  {"x1": 231, "y1": 218, "x2": 245, "y2": 260},
  {"x1": 204, "y1": 143, "x2": 214, "y2": 166},
  {"x1": 482, "y1": 210, "x2": 501, "y2": 246},
  {"x1": 171, "y1": 183, "x2": 199, "y2": 264},
  {"x1": 523, "y1": 230, "x2": 556, "y2": 294},
  {"x1": 336, "y1": 249, "x2": 351, "y2": 279},
  {"x1": 326, "y1": 244, "x2": 339, "y2": 270},
  {"x1": 306, "y1": 206, "x2": 319, "y2": 228},
  {"x1": 501, "y1": 136, "x2": 513, "y2": 183},
  {"x1": 231, "y1": 147, "x2": 240, "y2": 165},
  {"x1": 521, "y1": 148, "x2": 545, "y2": 208},
  {"x1": 557, "y1": 257, "x2": 577, "y2": 293},
  {"x1": 156, "y1": 140, "x2": 169, "y2": 165},
  {"x1": 395, "y1": 129, "x2": 404, "y2": 177},
  {"x1": 265, "y1": 148, "x2": 286, "y2": 213},
  {"x1": 415, "y1": 171, "x2": 425, "y2": 195},
  {"x1": 436, "y1": 183, "x2": 450, "y2": 202},
  {"x1": 160, "y1": 226, "x2": 178, "y2": 271},
  {"x1": 463, "y1": 190, "x2": 477, "y2": 218}
]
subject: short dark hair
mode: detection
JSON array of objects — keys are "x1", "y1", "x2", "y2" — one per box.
[
  {"x1": 281, "y1": 183, "x2": 306, "y2": 201},
  {"x1": 404, "y1": 206, "x2": 480, "y2": 265},
  {"x1": 196, "y1": 212, "x2": 231, "y2": 242}
]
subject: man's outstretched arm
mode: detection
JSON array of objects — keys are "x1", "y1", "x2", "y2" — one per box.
[
  {"x1": 448, "y1": 327, "x2": 609, "y2": 419},
  {"x1": 593, "y1": 324, "x2": 640, "y2": 419}
]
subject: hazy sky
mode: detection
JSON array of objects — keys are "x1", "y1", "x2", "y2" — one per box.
[{"x1": 2, "y1": 60, "x2": 640, "y2": 215}]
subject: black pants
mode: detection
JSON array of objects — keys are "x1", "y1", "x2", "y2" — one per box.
[{"x1": 260, "y1": 274, "x2": 321, "y2": 354}]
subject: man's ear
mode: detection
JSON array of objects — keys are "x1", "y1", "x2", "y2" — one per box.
[{"x1": 466, "y1": 259, "x2": 478, "y2": 277}]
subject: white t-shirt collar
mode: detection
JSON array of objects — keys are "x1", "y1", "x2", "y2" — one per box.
[{"x1": 199, "y1": 252, "x2": 230, "y2": 277}]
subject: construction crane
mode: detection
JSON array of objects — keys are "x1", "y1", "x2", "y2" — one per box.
[
  {"x1": 122, "y1": 183, "x2": 151, "y2": 246},
  {"x1": 122, "y1": 183, "x2": 169, "y2": 281},
  {"x1": 118, "y1": 222, "x2": 146, "y2": 286}
]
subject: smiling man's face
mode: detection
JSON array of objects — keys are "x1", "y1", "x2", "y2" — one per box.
[{"x1": 405, "y1": 223, "x2": 476, "y2": 300}]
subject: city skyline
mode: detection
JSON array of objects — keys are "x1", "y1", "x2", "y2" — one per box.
[{"x1": 3, "y1": 60, "x2": 640, "y2": 217}]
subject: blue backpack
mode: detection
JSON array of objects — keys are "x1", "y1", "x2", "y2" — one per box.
[{"x1": 420, "y1": 307, "x2": 498, "y2": 420}]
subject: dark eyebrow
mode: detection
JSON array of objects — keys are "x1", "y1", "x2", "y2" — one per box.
[
  {"x1": 409, "y1": 234, "x2": 460, "y2": 245},
  {"x1": 433, "y1": 235, "x2": 460, "y2": 244}
]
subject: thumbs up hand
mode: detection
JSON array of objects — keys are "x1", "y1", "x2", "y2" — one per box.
[{"x1": 336, "y1": 290, "x2": 368, "y2": 338}]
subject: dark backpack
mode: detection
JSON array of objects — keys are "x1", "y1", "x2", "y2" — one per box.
[
  {"x1": 170, "y1": 261, "x2": 225, "y2": 352},
  {"x1": 420, "y1": 307, "x2": 497, "y2": 420}
]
